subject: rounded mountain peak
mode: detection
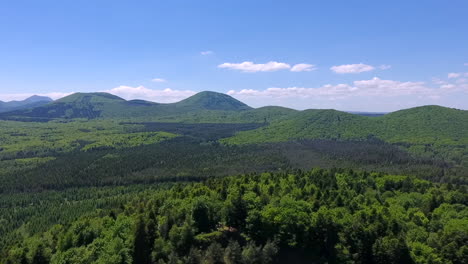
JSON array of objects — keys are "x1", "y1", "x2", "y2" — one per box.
[
  {"x1": 56, "y1": 92, "x2": 125, "y2": 103},
  {"x1": 175, "y1": 91, "x2": 251, "y2": 111}
]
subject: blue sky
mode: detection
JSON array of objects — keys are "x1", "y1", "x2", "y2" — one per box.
[{"x1": 0, "y1": 0, "x2": 467, "y2": 111}]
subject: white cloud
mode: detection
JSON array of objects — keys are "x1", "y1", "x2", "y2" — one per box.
[
  {"x1": 353, "y1": 77, "x2": 431, "y2": 96},
  {"x1": 0, "y1": 92, "x2": 72, "y2": 102},
  {"x1": 448, "y1": 73, "x2": 461, "y2": 79},
  {"x1": 432, "y1": 78, "x2": 447, "y2": 85},
  {"x1": 448, "y1": 72, "x2": 468, "y2": 79},
  {"x1": 290, "y1": 63, "x2": 316, "y2": 72},
  {"x1": 200, "y1": 51, "x2": 214, "y2": 55},
  {"x1": 330, "y1": 63, "x2": 375, "y2": 74},
  {"x1": 104, "y1": 86, "x2": 196, "y2": 103},
  {"x1": 440, "y1": 84, "x2": 456, "y2": 89},
  {"x1": 455, "y1": 78, "x2": 468, "y2": 84},
  {"x1": 218, "y1": 61, "x2": 291, "y2": 72},
  {"x1": 151, "y1": 78, "x2": 167, "y2": 83},
  {"x1": 379, "y1": 64, "x2": 392, "y2": 70}
]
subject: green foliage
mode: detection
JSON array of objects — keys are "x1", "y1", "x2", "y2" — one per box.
[{"x1": 3, "y1": 169, "x2": 467, "y2": 264}]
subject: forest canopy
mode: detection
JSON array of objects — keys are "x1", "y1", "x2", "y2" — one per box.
[{"x1": 3, "y1": 169, "x2": 467, "y2": 264}]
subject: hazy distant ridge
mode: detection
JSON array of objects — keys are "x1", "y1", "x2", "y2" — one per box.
[{"x1": 0, "y1": 95, "x2": 52, "y2": 113}]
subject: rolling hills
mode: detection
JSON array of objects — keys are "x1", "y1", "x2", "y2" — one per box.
[
  {"x1": 1, "y1": 91, "x2": 467, "y2": 148},
  {"x1": 223, "y1": 105, "x2": 468, "y2": 146},
  {"x1": 0, "y1": 91, "x2": 255, "y2": 121}
]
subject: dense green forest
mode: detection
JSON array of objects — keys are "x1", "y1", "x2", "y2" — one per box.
[
  {"x1": 0, "y1": 125, "x2": 461, "y2": 193},
  {"x1": 0, "y1": 91, "x2": 466, "y2": 263},
  {"x1": 2, "y1": 169, "x2": 467, "y2": 264}
]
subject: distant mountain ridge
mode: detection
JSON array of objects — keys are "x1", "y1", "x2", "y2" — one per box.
[
  {"x1": 0, "y1": 95, "x2": 52, "y2": 113},
  {"x1": 0, "y1": 91, "x2": 467, "y2": 148},
  {"x1": 0, "y1": 91, "x2": 254, "y2": 120}
]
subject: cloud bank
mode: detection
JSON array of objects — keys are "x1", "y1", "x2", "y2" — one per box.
[
  {"x1": 226, "y1": 74, "x2": 468, "y2": 111},
  {"x1": 227, "y1": 76, "x2": 468, "y2": 100}
]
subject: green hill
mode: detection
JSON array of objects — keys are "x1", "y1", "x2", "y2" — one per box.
[
  {"x1": 223, "y1": 109, "x2": 373, "y2": 144},
  {"x1": 173, "y1": 91, "x2": 251, "y2": 111},
  {"x1": 375, "y1": 105, "x2": 468, "y2": 144},
  {"x1": 223, "y1": 105, "x2": 468, "y2": 146}
]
